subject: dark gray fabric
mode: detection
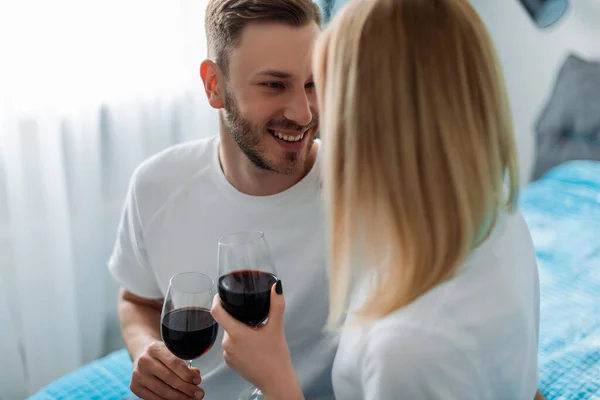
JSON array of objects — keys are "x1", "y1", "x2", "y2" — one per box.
[{"x1": 532, "y1": 54, "x2": 600, "y2": 180}]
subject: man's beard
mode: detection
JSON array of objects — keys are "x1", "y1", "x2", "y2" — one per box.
[{"x1": 222, "y1": 89, "x2": 316, "y2": 176}]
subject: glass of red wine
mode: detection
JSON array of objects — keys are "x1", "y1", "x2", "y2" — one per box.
[
  {"x1": 217, "y1": 231, "x2": 279, "y2": 400},
  {"x1": 161, "y1": 272, "x2": 219, "y2": 370}
]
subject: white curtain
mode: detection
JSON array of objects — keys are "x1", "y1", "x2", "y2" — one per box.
[{"x1": 0, "y1": 1, "x2": 218, "y2": 397}]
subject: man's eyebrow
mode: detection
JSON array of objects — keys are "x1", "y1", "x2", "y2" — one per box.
[{"x1": 254, "y1": 70, "x2": 293, "y2": 79}]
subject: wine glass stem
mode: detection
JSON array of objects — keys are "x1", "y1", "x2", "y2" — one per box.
[{"x1": 187, "y1": 360, "x2": 193, "y2": 368}]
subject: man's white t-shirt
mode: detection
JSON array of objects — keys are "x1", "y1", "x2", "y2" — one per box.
[
  {"x1": 108, "y1": 136, "x2": 337, "y2": 400},
  {"x1": 332, "y1": 211, "x2": 541, "y2": 399}
]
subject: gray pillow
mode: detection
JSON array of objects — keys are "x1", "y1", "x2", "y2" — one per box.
[{"x1": 532, "y1": 54, "x2": 600, "y2": 180}]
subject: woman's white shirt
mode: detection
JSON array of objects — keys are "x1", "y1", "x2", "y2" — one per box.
[{"x1": 331, "y1": 211, "x2": 540, "y2": 399}]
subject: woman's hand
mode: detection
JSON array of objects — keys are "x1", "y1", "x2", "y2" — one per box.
[{"x1": 210, "y1": 281, "x2": 304, "y2": 400}]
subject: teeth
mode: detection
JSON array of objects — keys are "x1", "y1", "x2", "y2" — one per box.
[{"x1": 274, "y1": 131, "x2": 304, "y2": 142}]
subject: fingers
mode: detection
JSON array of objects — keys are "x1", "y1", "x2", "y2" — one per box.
[
  {"x1": 221, "y1": 331, "x2": 234, "y2": 355},
  {"x1": 130, "y1": 385, "x2": 164, "y2": 400},
  {"x1": 266, "y1": 280, "x2": 286, "y2": 330},
  {"x1": 148, "y1": 342, "x2": 201, "y2": 384},
  {"x1": 131, "y1": 370, "x2": 186, "y2": 400},
  {"x1": 130, "y1": 380, "x2": 205, "y2": 400},
  {"x1": 131, "y1": 341, "x2": 205, "y2": 400},
  {"x1": 141, "y1": 373, "x2": 197, "y2": 400},
  {"x1": 221, "y1": 332, "x2": 241, "y2": 371},
  {"x1": 136, "y1": 383, "x2": 204, "y2": 400},
  {"x1": 137, "y1": 355, "x2": 203, "y2": 398}
]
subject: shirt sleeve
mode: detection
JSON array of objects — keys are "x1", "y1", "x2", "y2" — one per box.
[
  {"x1": 108, "y1": 170, "x2": 163, "y2": 299},
  {"x1": 361, "y1": 327, "x2": 484, "y2": 400}
]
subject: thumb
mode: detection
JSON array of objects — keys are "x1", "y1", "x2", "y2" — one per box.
[
  {"x1": 267, "y1": 280, "x2": 286, "y2": 330},
  {"x1": 211, "y1": 294, "x2": 246, "y2": 333}
]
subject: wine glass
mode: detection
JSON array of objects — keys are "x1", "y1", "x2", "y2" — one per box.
[
  {"x1": 161, "y1": 272, "x2": 219, "y2": 371},
  {"x1": 217, "y1": 231, "x2": 280, "y2": 400}
]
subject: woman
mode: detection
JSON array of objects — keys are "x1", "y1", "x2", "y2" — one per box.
[{"x1": 211, "y1": 0, "x2": 541, "y2": 398}]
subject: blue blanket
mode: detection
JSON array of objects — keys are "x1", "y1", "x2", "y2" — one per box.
[
  {"x1": 28, "y1": 349, "x2": 132, "y2": 400},
  {"x1": 30, "y1": 161, "x2": 600, "y2": 400},
  {"x1": 521, "y1": 161, "x2": 600, "y2": 399}
]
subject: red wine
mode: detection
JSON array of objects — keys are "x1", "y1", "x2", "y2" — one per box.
[
  {"x1": 218, "y1": 270, "x2": 278, "y2": 326},
  {"x1": 161, "y1": 307, "x2": 219, "y2": 361}
]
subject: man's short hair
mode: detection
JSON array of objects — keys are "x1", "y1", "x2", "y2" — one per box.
[{"x1": 205, "y1": 0, "x2": 322, "y2": 74}]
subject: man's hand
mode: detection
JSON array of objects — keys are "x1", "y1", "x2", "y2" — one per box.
[
  {"x1": 119, "y1": 289, "x2": 205, "y2": 400},
  {"x1": 534, "y1": 390, "x2": 547, "y2": 400},
  {"x1": 130, "y1": 340, "x2": 205, "y2": 400}
]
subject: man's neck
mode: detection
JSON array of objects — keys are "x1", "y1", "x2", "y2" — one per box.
[{"x1": 218, "y1": 130, "x2": 317, "y2": 197}]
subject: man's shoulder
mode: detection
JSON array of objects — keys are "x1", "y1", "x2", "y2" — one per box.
[
  {"x1": 132, "y1": 136, "x2": 217, "y2": 191},
  {"x1": 128, "y1": 136, "x2": 218, "y2": 220}
]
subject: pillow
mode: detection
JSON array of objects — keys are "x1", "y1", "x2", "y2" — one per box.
[{"x1": 532, "y1": 54, "x2": 600, "y2": 180}]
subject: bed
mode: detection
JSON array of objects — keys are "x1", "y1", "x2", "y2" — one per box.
[
  {"x1": 27, "y1": 159, "x2": 600, "y2": 399},
  {"x1": 524, "y1": 161, "x2": 600, "y2": 399}
]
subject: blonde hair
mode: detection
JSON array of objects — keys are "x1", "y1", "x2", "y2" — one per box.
[{"x1": 313, "y1": 0, "x2": 519, "y2": 327}]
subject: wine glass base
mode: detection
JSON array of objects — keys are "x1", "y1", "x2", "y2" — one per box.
[{"x1": 238, "y1": 386, "x2": 264, "y2": 400}]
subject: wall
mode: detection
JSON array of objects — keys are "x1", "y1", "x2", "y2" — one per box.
[{"x1": 469, "y1": 0, "x2": 600, "y2": 185}]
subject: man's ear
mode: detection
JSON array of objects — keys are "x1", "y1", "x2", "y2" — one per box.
[{"x1": 200, "y1": 59, "x2": 225, "y2": 109}]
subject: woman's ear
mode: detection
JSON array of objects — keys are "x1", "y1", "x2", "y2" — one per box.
[{"x1": 200, "y1": 60, "x2": 225, "y2": 109}]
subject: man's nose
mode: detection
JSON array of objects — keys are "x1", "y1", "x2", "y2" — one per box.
[{"x1": 283, "y1": 89, "x2": 313, "y2": 128}]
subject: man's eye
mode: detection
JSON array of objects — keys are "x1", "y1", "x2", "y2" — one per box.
[
  {"x1": 305, "y1": 82, "x2": 315, "y2": 89},
  {"x1": 263, "y1": 82, "x2": 284, "y2": 89}
]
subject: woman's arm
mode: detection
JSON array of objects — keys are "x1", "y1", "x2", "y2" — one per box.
[
  {"x1": 262, "y1": 368, "x2": 304, "y2": 400},
  {"x1": 211, "y1": 281, "x2": 305, "y2": 400}
]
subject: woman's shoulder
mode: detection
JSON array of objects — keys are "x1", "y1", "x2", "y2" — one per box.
[
  {"x1": 355, "y1": 321, "x2": 484, "y2": 398},
  {"x1": 460, "y1": 208, "x2": 537, "y2": 277},
  {"x1": 365, "y1": 321, "x2": 467, "y2": 361}
]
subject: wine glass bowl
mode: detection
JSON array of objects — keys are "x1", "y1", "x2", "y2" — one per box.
[
  {"x1": 217, "y1": 231, "x2": 279, "y2": 327},
  {"x1": 161, "y1": 272, "x2": 219, "y2": 368}
]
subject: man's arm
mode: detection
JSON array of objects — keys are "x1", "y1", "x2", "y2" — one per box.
[
  {"x1": 119, "y1": 289, "x2": 163, "y2": 361},
  {"x1": 534, "y1": 390, "x2": 547, "y2": 400},
  {"x1": 119, "y1": 289, "x2": 205, "y2": 400}
]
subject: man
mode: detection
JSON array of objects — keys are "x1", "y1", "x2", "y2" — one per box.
[{"x1": 108, "y1": 1, "x2": 337, "y2": 399}]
